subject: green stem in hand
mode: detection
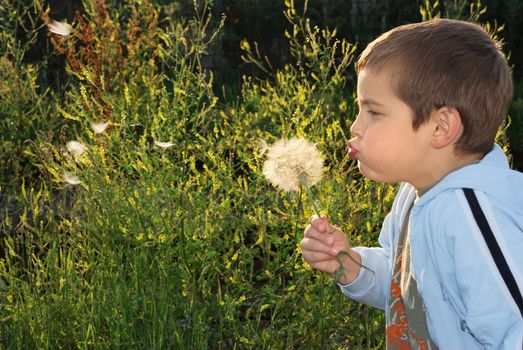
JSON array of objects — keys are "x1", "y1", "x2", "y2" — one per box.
[
  {"x1": 336, "y1": 251, "x2": 375, "y2": 275},
  {"x1": 304, "y1": 184, "x2": 322, "y2": 219},
  {"x1": 333, "y1": 252, "x2": 376, "y2": 289}
]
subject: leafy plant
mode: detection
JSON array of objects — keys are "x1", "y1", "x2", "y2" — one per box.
[{"x1": 0, "y1": 0, "x2": 56, "y2": 194}]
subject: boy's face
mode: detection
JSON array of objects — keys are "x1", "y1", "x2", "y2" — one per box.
[{"x1": 348, "y1": 68, "x2": 434, "y2": 188}]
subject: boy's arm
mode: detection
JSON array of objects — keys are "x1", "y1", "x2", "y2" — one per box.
[{"x1": 338, "y1": 213, "x2": 394, "y2": 310}]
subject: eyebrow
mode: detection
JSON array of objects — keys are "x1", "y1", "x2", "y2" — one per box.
[{"x1": 355, "y1": 97, "x2": 385, "y2": 108}]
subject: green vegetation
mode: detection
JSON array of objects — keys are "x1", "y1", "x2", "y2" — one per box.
[{"x1": 0, "y1": 0, "x2": 514, "y2": 348}]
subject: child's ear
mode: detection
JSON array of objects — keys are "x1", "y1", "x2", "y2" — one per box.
[{"x1": 430, "y1": 106, "x2": 463, "y2": 149}]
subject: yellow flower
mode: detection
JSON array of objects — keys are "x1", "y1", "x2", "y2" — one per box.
[{"x1": 262, "y1": 137, "x2": 324, "y2": 192}]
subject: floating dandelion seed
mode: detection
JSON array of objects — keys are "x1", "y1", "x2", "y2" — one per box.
[
  {"x1": 48, "y1": 20, "x2": 73, "y2": 36},
  {"x1": 262, "y1": 137, "x2": 324, "y2": 192},
  {"x1": 91, "y1": 121, "x2": 110, "y2": 134},
  {"x1": 154, "y1": 140, "x2": 175, "y2": 149},
  {"x1": 66, "y1": 141, "x2": 87, "y2": 158},
  {"x1": 63, "y1": 172, "x2": 81, "y2": 185},
  {"x1": 257, "y1": 138, "x2": 269, "y2": 155}
]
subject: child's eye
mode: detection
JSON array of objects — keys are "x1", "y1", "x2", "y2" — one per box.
[{"x1": 367, "y1": 109, "x2": 381, "y2": 117}]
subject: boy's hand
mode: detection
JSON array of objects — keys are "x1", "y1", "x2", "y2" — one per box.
[{"x1": 300, "y1": 216, "x2": 362, "y2": 285}]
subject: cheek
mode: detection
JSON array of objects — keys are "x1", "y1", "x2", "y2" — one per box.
[
  {"x1": 364, "y1": 130, "x2": 393, "y2": 154},
  {"x1": 363, "y1": 130, "x2": 407, "y2": 164}
]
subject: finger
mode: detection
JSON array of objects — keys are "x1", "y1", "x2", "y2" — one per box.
[
  {"x1": 308, "y1": 258, "x2": 339, "y2": 275},
  {"x1": 302, "y1": 249, "x2": 336, "y2": 266},
  {"x1": 308, "y1": 221, "x2": 340, "y2": 236},
  {"x1": 303, "y1": 225, "x2": 335, "y2": 246},
  {"x1": 327, "y1": 223, "x2": 344, "y2": 235},
  {"x1": 300, "y1": 236, "x2": 334, "y2": 255},
  {"x1": 307, "y1": 214, "x2": 322, "y2": 229},
  {"x1": 309, "y1": 215, "x2": 330, "y2": 233}
]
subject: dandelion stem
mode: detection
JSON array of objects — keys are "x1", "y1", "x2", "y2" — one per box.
[{"x1": 304, "y1": 185, "x2": 322, "y2": 219}]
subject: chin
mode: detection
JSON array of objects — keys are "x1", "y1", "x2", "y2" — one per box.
[
  {"x1": 358, "y1": 166, "x2": 377, "y2": 181},
  {"x1": 358, "y1": 164, "x2": 392, "y2": 183}
]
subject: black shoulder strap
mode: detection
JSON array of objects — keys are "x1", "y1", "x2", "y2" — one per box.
[{"x1": 462, "y1": 188, "x2": 523, "y2": 318}]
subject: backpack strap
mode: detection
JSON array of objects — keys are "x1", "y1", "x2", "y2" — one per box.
[{"x1": 462, "y1": 188, "x2": 523, "y2": 317}]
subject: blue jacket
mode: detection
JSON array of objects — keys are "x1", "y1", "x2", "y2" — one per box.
[{"x1": 340, "y1": 144, "x2": 523, "y2": 349}]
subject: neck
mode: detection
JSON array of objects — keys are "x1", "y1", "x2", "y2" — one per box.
[{"x1": 413, "y1": 150, "x2": 484, "y2": 191}]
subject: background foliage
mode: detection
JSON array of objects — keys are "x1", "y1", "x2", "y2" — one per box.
[{"x1": 0, "y1": 0, "x2": 519, "y2": 348}]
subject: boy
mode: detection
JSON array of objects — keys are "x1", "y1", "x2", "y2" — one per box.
[{"x1": 301, "y1": 19, "x2": 523, "y2": 349}]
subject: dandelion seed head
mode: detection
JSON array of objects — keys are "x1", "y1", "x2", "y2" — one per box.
[
  {"x1": 66, "y1": 141, "x2": 87, "y2": 158},
  {"x1": 48, "y1": 20, "x2": 73, "y2": 36},
  {"x1": 91, "y1": 121, "x2": 110, "y2": 134},
  {"x1": 262, "y1": 137, "x2": 324, "y2": 192},
  {"x1": 63, "y1": 172, "x2": 81, "y2": 185},
  {"x1": 154, "y1": 140, "x2": 175, "y2": 148}
]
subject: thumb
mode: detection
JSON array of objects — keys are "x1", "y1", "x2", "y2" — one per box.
[{"x1": 318, "y1": 215, "x2": 330, "y2": 233}]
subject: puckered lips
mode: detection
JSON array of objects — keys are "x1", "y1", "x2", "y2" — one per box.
[{"x1": 347, "y1": 140, "x2": 359, "y2": 158}]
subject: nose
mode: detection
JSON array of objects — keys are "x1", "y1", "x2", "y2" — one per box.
[{"x1": 350, "y1": 112, "x2": 363, "y2": 137}]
